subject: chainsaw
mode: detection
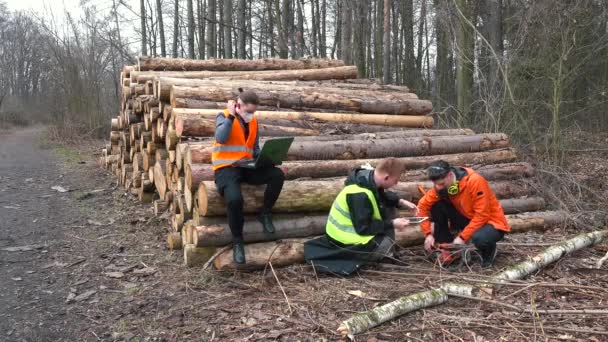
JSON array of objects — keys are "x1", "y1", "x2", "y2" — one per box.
[{"x1": 427, "y1": 243, "x2": 476, "y2": 270}]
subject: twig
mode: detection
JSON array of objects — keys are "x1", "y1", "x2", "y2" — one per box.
[
  {"x1": 523, "y1": 309, "x2": 608, "y2": 315},
  {"x1": 269, "y1": 261, "x2": 293, "y2": 316},
  {"x1": 203, "y1": 245, "x2": 231, "y2": 270},
  {"x1": 501, "y1": 283, "x2": 537, "y2": 300},
  {"x1": 448, "y1": 292, "x2": 523, "y2": 312},
  {"x1": 597, "y1": 251, "x2": 608, "y2": 269}
]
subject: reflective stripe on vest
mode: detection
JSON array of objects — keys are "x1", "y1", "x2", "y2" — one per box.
[
  {"x1": 325, "y1": 184, "x2": 381, "y2": 245},
  {"x1": 212, "y1": 109, "x2": 258, "y2": 171}
]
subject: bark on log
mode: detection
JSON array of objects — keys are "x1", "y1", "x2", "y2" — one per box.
[
  {"x1": 184, "y1": 154, "x2": 524, "y2": 185},
  {"x1": 135, "y1": 66, "x2": 358, "y2": 85},
  {"x1": 188, "y1": 197, "x2": 545, "y2": 247},
  {"x1": 170, "y1": 85, "x2": 432, "y2": 116},
  {"x1": 167, "y1": 232, "x2": 183, "y2": 250},
  {"x1": 183, "y1": 244, "x2": 216, "y2": 267},
  {"x1": 154, "y1": 200, "x2": 169, "y2": 216},
  {"x1": 171, "y1": 108, "x2": 432, "y2": 131},
  {"x1": 197, "y1": 179, "x2": 534, "y2": 216},
  {"x1": 138, "y1": 56, "x2": 344, "y2": 71},
  {"x1": 211, "y1": 211, "x2": 567, "y2": 270},
  {"x1": 154, "y1": 160, "x2": 168, "y2": 199},
  {"x1": 283, "y1": 134, "x2": 509, "y2": 160},
  {"x1": 183, "y1": 134, "x2": 509, "y2": 166},
  {"x1": 160, "y1": 78, "x2": 418, "y2": 104},
  {"x1": 174, "y1": 115, "x2": 320, "y2": 137}
]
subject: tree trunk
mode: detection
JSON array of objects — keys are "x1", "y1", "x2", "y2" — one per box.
[
  {"x1": 190, "y1": 198, "x2": 545, "y2": 247},
  {"x1": 152, "y1": 66, "x2": 358, "y2": 99},
  {"x1": 186, "y1": 0, "x2": 195, "y2": 58},
  {"x1": 197, "y1": 0, "x2": 206, "y2": 59},
  {"x1": 212, "y1": 211, "x2": 568, "y2": 270},
  {"x1": 383, "y1": 0, "x2": 391, "y2": 84},
  {"x1": 137, "y1": 56, "x2": 344, "y2": 71},
  {"x1": 197, "y1": 178, "x2": 533, "y2": 217},
  {"x1": 173, "y1": 115, "x2": 320, "y2": 137},
  {"x1": 320, "y1": 0, "x2": 327, "y2": 57},
  {"x1": 340, "y1": 0, "x2": 353, "y2": 64},
  {"x1": 155, "y1": 0, "x2": 166, "y2": 57},
  {"x1": 206, "y1": 0, "x2": 217, "y2": 58},
  {"x1": 184, "y1": 244, "x2": 216, "y2": 267},
  {"x1": 296, "y1": 0, "x2": 305, "y2": 58},
  {"x1": 172, "y1": 0, "x2": 179, "y2": 58},
  {"x1": 140, "y1": 0, "x2": 148, "y2": 56},
  {"x1": 223, "y1": 0, "x2": 233, "y2": 58},
  {"x1": 237, "y1": 0, "x2": 247, "y2": 58},
  {"x1": 456, "y1": 0, "x2": 476, "y2": 120},
  {"x1": 168, "y1": 85, "x2": 433, "y2": 116},
  {"x1": 193, "y1": 215, "x2": 328, "y2": 247},
  {"x1": 402, "y1": 0, "x2": 417, "y2": 87},
  {"x1": 170, "y1": 108, "x2": 430, "y2": 130},
  {"x1": 184, "y1": 145, "x2": 517, "y2": 180}
]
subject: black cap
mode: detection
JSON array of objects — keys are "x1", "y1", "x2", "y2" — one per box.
[{"x1": 426, "y1": 160, "x2": 451, "y2": 181}]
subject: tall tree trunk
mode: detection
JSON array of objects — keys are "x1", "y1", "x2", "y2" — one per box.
[
  {"x1": 383, "y1": 0, "x2": 391, "y2": 84},
  {"x1": 206, "y1": 0, "x2": 217, "y2": 58},
  {"x1": 172, "y1": 0, "x2": 179, "y2": 58},
  {"x1": 416, "y1": 0, "x2": 426, "y2": 91},
  {"x1": 320, "y1": 0, "x2": 327, "y2": 57},
  {"x1": 392, "y1": 0, "x2": 400, "y2": 84},
  {"x1": 197, "y1": 0, "x2": 206, "y2": 59},
  {"x1": 311, "y1": 0, "x2": 318, "y2": 57},
  {"x1": 267, "y1": 0, "x2": 275, "y2": 57},
  {"x1": 156, "y1": 0, "x2": 166, "y2": 57},
  {"x1": 288, "y1": 0, "x2": 296, "y2": 57},
  {"x1": 147, "y1": 0, "x2": 156, "y2": 56},
  {"x1": 277, "y1": 0, "x2": 289, "y2": 58},
  {"x1": 401, "y1": 0, "x2": 417, "y2": 88},
  {"x1": 140, "y1": 0, "x2": 148, "y2": 56},
  {"x1": 296, "y1": 0, "x2": 305, "y2": 57},
  {"x1": 334, "y1": 0, "x2": 342, "y2": 59},
  {"x1": 433, "y1": 0, "x2": 451, "y2": 105},
  {"x1": 456, "y1": 0, "x2": 476, "y2": 121},
  {"x1": 187, "y1": 0, "x2": 195, "y2": 58},
  {"x1": 237, "y1": 0, "x2": 247, "y2": 58},
  {"x1": 223, "y1": 0, "x2": 233, "y2": 58},
  {"x1": 483, "y1": 0, "x2": 503, "y2": 88},
  {"x1": 340, "y1": 0, "x2": 352, "y2": 64},
  {"x1": 353, "y1": 0, "x2": 367, "y2": 75},
  {"x1": 218, "y1": 1, "x2": 224, "y2": 57},
  {"x1": 248, "y1": 1, "x2": 253, "y2": 57},
  {"x1": 375, "y1": 0, "x2": 384, "y2": 78}
]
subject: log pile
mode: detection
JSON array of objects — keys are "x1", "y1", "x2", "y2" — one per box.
[{"x1": 100, "y1": 56, "x2": 565, "y2": 271}]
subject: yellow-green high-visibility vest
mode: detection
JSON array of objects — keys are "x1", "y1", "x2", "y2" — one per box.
[{"x1": 325, "y1": 184, "x2": 381, "y2": 245}]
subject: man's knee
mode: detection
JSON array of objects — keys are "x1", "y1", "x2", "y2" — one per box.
[
  {"x1": 471, "y1": 225, "x2": 501, "y2": 248},
  {"x1": 223, "y1": 185, "x2": 244, "y2": 209}
]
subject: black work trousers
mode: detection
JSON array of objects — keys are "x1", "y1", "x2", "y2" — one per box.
[
  {"x1": 214, "y1": 166, "x2": 285, "y2": 241},
  {"x1": 430, "y1": 200, "x2": 504, "y2": 261}
]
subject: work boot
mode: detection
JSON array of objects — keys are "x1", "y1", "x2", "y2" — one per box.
[
  {"x1": 233, "y1": 241, "x2": 246, "y2": 264},
  {"x1": 258, "y1": 212, "x2": 276, "y2": 234},
  {"x1": 480, "y1": 247, "x2": 498, "y2": 269}
]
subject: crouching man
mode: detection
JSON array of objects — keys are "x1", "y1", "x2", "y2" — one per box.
[
  {"x1": 304, "y1": 158, "x2": 417, "y2": 275},
  {"x1": 418, "y1": 160, "x2": 510, "y2": 268}
]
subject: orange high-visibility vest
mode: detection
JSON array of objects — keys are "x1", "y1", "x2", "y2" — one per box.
[{"x1": 211, "y1": 109, "x2": 258, "y2": 171}]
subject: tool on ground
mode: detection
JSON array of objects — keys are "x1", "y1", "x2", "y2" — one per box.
[{"x1": 427, "y1": 243, "x2": 476, "y2": 270}]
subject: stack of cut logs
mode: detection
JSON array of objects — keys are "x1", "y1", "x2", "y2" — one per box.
[{"x1": 100, "y1": 56, "x2": 566, "y2": 271}]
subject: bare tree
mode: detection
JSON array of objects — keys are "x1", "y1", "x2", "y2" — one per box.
[
  {"x1": 156, "y1": 0, "x2": 166, "y2": 57},
  {"x1": 237, "y1": 0, "x2": 247, "y2": 58},
  {"x1": 172, "y1": 0, "x2": 179, "y2": 57},
  {"x1": 206, "y1": 0, "x2": 217, "y2": 58},
  {"x1": 383, "y1": 0, "x2": 391, "y2": 84},
  {"x1": 197, "y1": 0, "x2": 206, "y2": 58},
  {"x1": 187, "y1": 0, "x2": 195, "y2": 58},
  {"x1": 223, "y1": 0, "x2": 233, "y2": 58},
  {"x1": 140, "y1": 0, "x2": 148, "y2": 55}
]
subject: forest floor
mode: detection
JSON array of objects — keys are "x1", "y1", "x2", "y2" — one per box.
[{"x1": 1, "y1": 127, "x2": 608, "y2": 342}]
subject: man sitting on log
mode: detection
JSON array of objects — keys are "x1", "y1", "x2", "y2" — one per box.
[
  {"x1": 212, "y1": 90, "x2": 285, "y2": 264},
  {"x1": 304, "y1": 158, "x2": 417, "y2": 275},
  {"x1": 418, "y1": 160, "x2": 510, "y2": 268}
]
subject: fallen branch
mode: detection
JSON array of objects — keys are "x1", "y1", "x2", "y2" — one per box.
[{"x1": 337, "y1": 230, "x2": 608, "y2": 339}]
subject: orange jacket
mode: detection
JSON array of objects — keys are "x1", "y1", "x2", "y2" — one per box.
[
  {"x1": 417, "y1": 167, "x2": 510, "y2": 241},
  {"x1": 211, "y1": 109, "x2": 258, "y2": 171}
]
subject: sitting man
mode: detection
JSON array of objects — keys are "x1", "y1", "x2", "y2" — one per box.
[
  {"x1": 304, "y1": 158, "x2": 417, "y2": 275},
  {"x1": 212, "y1": 90, "x2": 285, "y2": 264},
  {"x1": 417, "y1": 160, "x2": 510, "y2": 268}
]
